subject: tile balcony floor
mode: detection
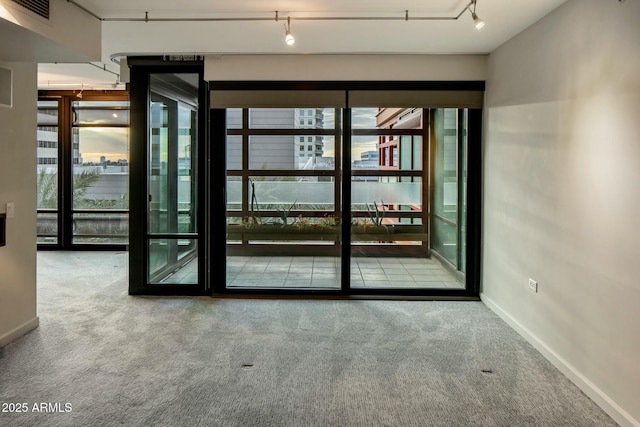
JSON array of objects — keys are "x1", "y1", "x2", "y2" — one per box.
[{"x1": 165, "y1": 256, "x2": 464, "y2": 290}]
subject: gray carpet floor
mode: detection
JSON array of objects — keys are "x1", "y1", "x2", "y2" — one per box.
[{"x1": 0, "y1": 252, "x2": 617, "y2": 427}]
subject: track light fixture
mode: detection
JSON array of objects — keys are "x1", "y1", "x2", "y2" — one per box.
[
  {"x1": 70, "y1": 2, "x2": 488, "y2": 37},
  {"x1": 284, "y1": 16, "x2": 295, "y2": 46},
  {"x1": 467, "y1": 0, "x2": 485, "y2": 30}
]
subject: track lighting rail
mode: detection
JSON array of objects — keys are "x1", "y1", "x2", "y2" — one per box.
[{"x1": 66, "y1": 0, "x2": 482, "y2": 25}]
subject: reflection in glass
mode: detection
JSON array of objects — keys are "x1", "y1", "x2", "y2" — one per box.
[
  {"x1": 432, "y1": 108, "x2": 465, "y2": 270},
  {"x1": 148, "y1": 100, "x2": 198, "y2": 234},
  {"x1": 149, "y1": 239, "x2": 198, "y2": 284},
  {"x1": 147, "y1": 73, "x2": 199, "y2": 285},
  {"x1": 69, "y1": 100, "x2": 130, "y2": 245},
  {"x1": 178, "y1": 104, "x2": 197, "y2": 234},
  {"x1": 149, "y1": 99, "x2": 169, "y2": 233},
  {"x1": 74, "y1": 105, "x2": 129, "y2": 125}
]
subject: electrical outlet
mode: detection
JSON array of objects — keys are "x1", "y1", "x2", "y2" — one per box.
[
  {"x1": 528, "y1": 278, "x2": 538, "y2": 293},
  {"x1": 6, "y1": 203, "x2": 14, "y2": 219}
]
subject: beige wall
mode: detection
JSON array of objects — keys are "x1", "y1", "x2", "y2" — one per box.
[
  {"x1": 0, "y1": 61, "x2": 38, "y2": 346},
  {"x1": 482, "y1": 1, "x2": 640, "y2": 426},
  {"x1": 0, "y1": 0, "x2": 100, "y2": 61},
  {"x1": 205, "y1": 54, "x2": 486, "y2": 81}
]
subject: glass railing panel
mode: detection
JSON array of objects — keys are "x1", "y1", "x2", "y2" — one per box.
[{"x1": 225, "y1": 106, "x2": 342, "y2": 291}]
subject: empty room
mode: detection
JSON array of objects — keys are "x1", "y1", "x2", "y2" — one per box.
[{"x1": 1, "y1": 0, "x2": 638, "y2": 425}]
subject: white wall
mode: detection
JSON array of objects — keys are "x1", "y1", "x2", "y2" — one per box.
[
  {"x1": 482, "y1": 1, "x2": 640, "y2": 426},
  {"x1": 0, "y1": 0, "x2": 100, "y2": 62},
  {"x1": 0, "y1": 61, "x2": 38, "y2": 346}
]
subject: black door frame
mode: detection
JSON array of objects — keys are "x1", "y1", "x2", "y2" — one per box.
[
  {"x1": 209, "y1": 81, "x2": 483, "y2": 298},
  {"x1": 128, "y1": 58, "x2": 209, "y2": 295}
]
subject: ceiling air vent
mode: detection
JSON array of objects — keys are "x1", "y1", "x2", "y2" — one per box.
[{"x1": 11, "y1": 0, "x2": 49, "y2": 19}]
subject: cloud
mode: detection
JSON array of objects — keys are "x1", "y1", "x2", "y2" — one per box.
[{"x1": 77, "y1": 128, "x2": 129, "y2": 163}]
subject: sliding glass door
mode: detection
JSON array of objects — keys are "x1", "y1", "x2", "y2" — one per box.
[
  {"x1": 129, "y1": 61, "x2": 207, "y2": 295},
  {"x1": 127, "y1": 63, "x2": 482, "y2": 296},
  {"x1": 223, "y1": 107, "x2": 342, "y2": 291},
  {"x1": 431, "y1": 109, "x2": 468, "y2": 277},
  {"x1": 147, "y1": 86, "x2": 199, "y2": 284},
  {"x1": 36, "y1": 93, "x2": 130, "y2": 249},
  {"x1": 349, "y1": 107, "x2": 458, "y2": 290},
  {"x1": 209, "y1": 85, "x2": 482, "y2": 296}
]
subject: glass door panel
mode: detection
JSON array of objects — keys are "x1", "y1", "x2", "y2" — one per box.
[
  {"x1": 431, "y1": 108, "x2": 468, "y2": 278},
  {"x1": 147, "y1": 73, "x2": 199, "y2": 285},
  {"x1": 350, "y1": 107, "x2": 462, "y2": 290},
  {"x1": 225, "y1": 107, "x2": 341, "y2": 290},
  {"x1": 212, "y1": 89, "x2": 480, "y2": 296}
]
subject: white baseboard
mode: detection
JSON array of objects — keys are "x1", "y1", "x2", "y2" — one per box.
[
  {"x1": 0, "y1": 317, "x2": 39, "y2": 347},
  {"x1": 481, "y1": 293, "x2": 639, "y2": 427}
]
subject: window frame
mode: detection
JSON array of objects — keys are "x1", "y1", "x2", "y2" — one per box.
[{"x1": 37, "y1": 90, "x2": 130, "y2": 251}]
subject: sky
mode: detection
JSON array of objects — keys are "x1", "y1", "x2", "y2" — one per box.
[
  {"x1": 78, "y1": 128, "x2": 129, "y2": 163},
  {"x1": 320, "y1": 108, "x2": 378, "y2": 159}
]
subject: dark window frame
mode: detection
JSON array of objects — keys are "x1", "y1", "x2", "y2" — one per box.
[
  {"x1": 37, "y1": 90, "x2": 130, "y2": 251},
  {"x1": 128, "y1": 60, "x2": 209, "y2": 296},
  {"x1": 209, "y1": 81, "x2": 483, "y2": 298}
]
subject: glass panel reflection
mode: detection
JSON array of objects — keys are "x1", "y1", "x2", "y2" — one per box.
[
  {"x1": 431, "y1": 108, "x2": 464, "y2": 271},
  {"x1": 74, "y1": 101, "x2": 129, "y2": 126},
  {"x1": 149, "y1": 239, "x2": 198, "y2": 284},
  {"x1": 350, "y1": 107, "x2": 461, "y2": 290}
]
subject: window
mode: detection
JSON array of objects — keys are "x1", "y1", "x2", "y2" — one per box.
[
  {"x1": 38, "y1": 140, "x2": 57, "y2": 148},
  {"x1": 37, "y1": 92, "x2": 130, "y2": 248},
  {"x1": 36, "y1": 100, "x2": 59, "y2": 244},
  {"x1": 72, "y1": 100, "x2": 130, "y2": 245}
]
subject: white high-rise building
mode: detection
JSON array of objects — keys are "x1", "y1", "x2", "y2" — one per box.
[
  {"x1": 226, "y1": 108, "x2": 325, "y2": 170},
  {"x1": 294, "y1": 108, "x2": 324, "y2": 169}
]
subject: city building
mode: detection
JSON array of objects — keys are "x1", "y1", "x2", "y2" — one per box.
[{"x1": 226, "y1": 108, "x2": 326, "y2": 170}]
